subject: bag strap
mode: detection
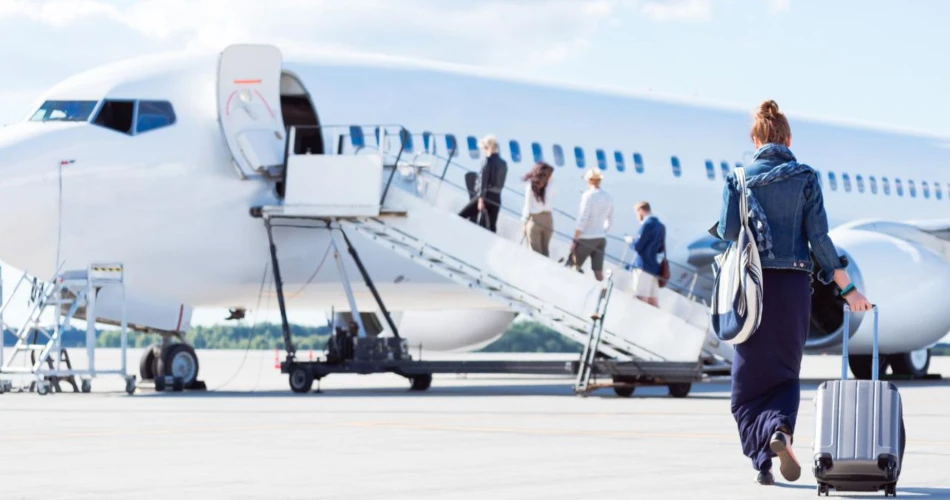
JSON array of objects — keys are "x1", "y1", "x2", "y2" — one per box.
[{"x1": 735, "y1": 167, "x2": 750, "y2": 228}]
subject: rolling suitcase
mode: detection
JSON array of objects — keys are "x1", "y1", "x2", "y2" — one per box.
[{"x1": 812, "y1": 304, "x2": 905, "y2": 497}]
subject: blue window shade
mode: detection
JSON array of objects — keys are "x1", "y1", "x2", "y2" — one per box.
[
  {"x1": 720, "y1": 161, "x2": 730, "y2": 179},
  {"x1": 936, "y1": 182, "x2": 943, "y2": 200},
  {"x1": 467, "y1": 136, "x2": 479, "y2": 159},
  {"x1": 446, "y1": 134, "x2": 458, "y2": 157},
  {"x1": 349, "y1": 125, "x2": 365, "y2": 148},
  {"x1": 882, "y1": 177, "x2": 891, "y2": 195},
  {"x1": 422, "y1": 131, "x2": 434, "y2": 152},
  {"x1": 895, "y1": 178, "x2": 904, "y2": 196},
  {"x1": 633, "y1": 153, "x2": 644, "y2": 174},
  {"x1": 908, "y1": 180, "x2": 917, "y2": 197},
  {"x1": 842, "y1": 173, "x2": 852, "y2": 192},
  {"x1": 135, "y1": 101, "x2": 176, "y2": 134},
  {"x1": 922, "y1": 181, "x2": 930, "y2": 199},
  {"x1": 869, "y1": 176, "x2": 878, "y2": 194},
  {"x1": 828, "y1": 172, "x2": 838, "y2": 191},
  {"x1": 856, "y1": 175, "x2": 865, "y2": 193},
  {"x1": 614, "y1": 151, "x2": 625, "y2": 172},
  {"x1": 595, "y1": 149, "x2": 607, "y2": 170},
  {"x1": 705, "y1": 160, "x2": 715, "y2": 180},
  {"x1": 531, "y1": 142, "x2": 543, "y2": 163},
  {"x1": 553, "y1": 145, "x2": 564, "y2": 167},
  {"x1": 574, "y1": 147, "x2": 585, "y2": 168},
  {"x1": 671, "y1": 156, "x2": 681, "y2": 177},
  {"x1": 509, "y1": 140, "x2": 521, "y2": 163}
]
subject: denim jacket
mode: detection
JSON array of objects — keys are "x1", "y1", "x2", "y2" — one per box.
[
  {"x1": 716, "y1": 143, "x2": 842, "y2": 284},
  {"x1": 629, "y1": 215, "x2": 665, "y2": 276}
]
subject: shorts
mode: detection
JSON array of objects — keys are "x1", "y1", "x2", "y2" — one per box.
[
  {"x1": 632, "y1": 268, "x2": 659, "y2": 298},
  {"x1": 573, "y1": 237, "x2": 606, "y2": 272}
]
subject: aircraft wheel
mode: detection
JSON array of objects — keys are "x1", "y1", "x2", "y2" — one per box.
[
  {"x1": 613, "y1": 385, "x2": 635, "y2": 398},
  {"x1": 139, "y1": 344, "x2": 160, "y2": 380},
  {"x1": 409, "y1": 374, "x2": 432, "y2": 391},
  {"x1": 890, "y1": 348, "x2": 930, "y2": 378},
  {"x1": 157, "y1": 344, "x2": 200, "y2": 388}
]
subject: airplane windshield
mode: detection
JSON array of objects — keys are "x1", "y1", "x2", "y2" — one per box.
[{"x1": 29, "y1": 100, "x2": 99, "y2": 122}]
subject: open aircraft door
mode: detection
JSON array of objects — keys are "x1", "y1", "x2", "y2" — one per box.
[{"x1": 217, "y1": 44, "x2": 287, "y2": 179}]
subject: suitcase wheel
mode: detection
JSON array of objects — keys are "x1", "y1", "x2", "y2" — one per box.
[{"x1": 816, "y1": 483, "x2": 829, "y2": 496}]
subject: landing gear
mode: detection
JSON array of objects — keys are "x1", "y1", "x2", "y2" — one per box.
[
  {"x1": 890, "y1": 348, "x2": 930, "y2": 378},
  {"x1": 849, "y1": 354, "x2": 888, "y2": 380},
  {"x1": 138, "y1": 344, "x2": 160, "y2": 381},
  {"x1": 409, "y1": 374, "x2": 432, "y2": 391},
  {"x1": 156, "y1": 343, "x2": 200, "y2": 388},
  {"x1": 668, "y1": 383, "x2": 691, "y2": 398},
  {"x1": 613, "y1": 385, "x2": 635, "y2": 398}
]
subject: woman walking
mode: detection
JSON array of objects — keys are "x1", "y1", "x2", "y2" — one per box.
[
  {"x1": 716, "y1": 100, "x2": 873, "y2": 485},
  {"x1": 521, "y1": 162, "x2": 556, "y2": 256}
]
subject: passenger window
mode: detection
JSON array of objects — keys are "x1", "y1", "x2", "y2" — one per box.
[
  {"x1": 720, "y1": 161, "x2": 730, "y2": 179},
  {"x1": 401, "y1": 130, "x2": 414, "y2": 153},
  {"x1": 135, "y1": 100, "x2": 176, "y2": 134},
  {"x1": 855, "y1": 174, "x2": 865, "y2": 193},
  {"x1": 882, "y1": 177, "x2": 891, "y2": 195},
  {"x1": 446, "y1": 134, "x2": 459, "y2": 157},
  {"x1": 574, "y1": 147, "x2": 585, "y2": 168},
  {"x1": 614, "y1": 151, "x2": 625, "y2": 172},
  {"x1": 828, "y1": 172, "x2": 838, "y2": 191},
  {"x1": 908, "y1": 180, "x2": 917, "y2": 198},
  {"x1": 671, "y1": 156, "x2": 681, "y2": 177},
  {"x1": 93, "y1": 100, "x2": 135, "y2": 134},
  {"x1": 633, "y1": 153, "x2": 644, "y2": 174},
  {"x1": 531, "y1": 142, "x2": 543, "y2": 163},
  {"x1": 553, "y1": 144, "x2": 565, "y2": 167},
  {"x1": 842, "y1": 173, "x2": 852, "y2": 192},
  {"x1": 936, "y1": 182, "x2": 943, "y2": 200},
  {"x1": 349, "y1": 125, "x2": 365, "y2": 148},
  {"x1": 922, "y1": 181, "x2": 931, "y2": 199},
  {"x1": 705, "y1": 160, "x2": 715, "y2": 180},
  {"x1": 868, "y1": 176, "x2": 877, "y2": 194},
  {"x1": 595, "y1": 149, "x2": 607, "y2": 170},
  {"x1": 895, "y1": 178, "x2": 903, "y2": 196},
  {"x1": 509, "y1": 140, "x2": 521, "y2": 163},
  {"x1": 467, "y1": 136, "x2": 479, "y2": 159}
]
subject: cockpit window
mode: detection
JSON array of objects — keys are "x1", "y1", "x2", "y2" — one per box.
[
  {"x1": 136, "y1": 101, "x2": 176, "y2": 134},
  {"x1": 30, "y1": 100, "x2": 98, "y2": 122},
  {"x1": 94, "y1": 100, "x2": 135, "y2": 134}
]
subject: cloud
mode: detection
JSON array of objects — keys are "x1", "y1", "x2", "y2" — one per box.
[{"x1": 638, "y1": 0, "x2": 713, "y2": 22}]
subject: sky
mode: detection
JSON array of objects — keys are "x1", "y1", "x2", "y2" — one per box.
[{"x1": 0, "y1": 0, "x2": 948, "y2": 326}]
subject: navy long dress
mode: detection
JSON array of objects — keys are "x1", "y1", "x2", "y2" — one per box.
[{"x1": 730, "y1": 268, "x2": 812, "y2": 472}]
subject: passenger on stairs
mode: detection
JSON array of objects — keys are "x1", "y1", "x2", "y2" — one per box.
[
  {"x1": 570, "y1": 168, "x2": 614, "y2": 281},
  {"x1": 623, "y1": 201, "x2": 665, "y2": 307},
  {"x1": 716, "y1": 100, "x2": 873, "y2": 486},
  {"x1": 458, "y1": 135, "x2": 508, "y2": 233},
  {"x1": 521, "y1": 162, "x2": 556, "y2": 256}
]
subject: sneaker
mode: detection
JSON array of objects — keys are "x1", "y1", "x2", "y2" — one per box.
[{"x1": 769, "y1": 431, "x2": 801, "y2": 482}]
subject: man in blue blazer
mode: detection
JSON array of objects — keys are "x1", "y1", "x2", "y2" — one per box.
[{"x1": 624, "y1": 201, "x2": 666, "y2": 307}]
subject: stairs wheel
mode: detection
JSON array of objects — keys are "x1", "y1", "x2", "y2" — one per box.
[
  {"x1": 613, "y1": 385, "x2": 635, "y2": 398},
  {"x1": 409, "y1": 374, "x2": 432, "y2": 391},
  {"x1": 125, "y1": 377, "x2": 137, "y2": 395},
  {"x1": 80, "y1": 379, "x2": 91, "y2": 393},
  {"x1": 289, "y1": 365, "x2": 314, "y2": 394},
  {"x1": 36, "y1": 380, "x2": 49, "y2": 396},
  {"x1": 668, "y1": 383, "x2": 691, "y2": 398}
]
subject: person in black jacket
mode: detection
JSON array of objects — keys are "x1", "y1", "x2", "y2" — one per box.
[{"x1": 458, "y1": 135, "x2": 507, "y2": 232}]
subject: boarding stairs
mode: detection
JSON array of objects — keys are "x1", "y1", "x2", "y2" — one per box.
[
  {"x1": 255, "y1": 125, "x2": 719, "y2": 372},
  {"x1": 0, "y1": 264, "x2": 135, "y2": 395}
]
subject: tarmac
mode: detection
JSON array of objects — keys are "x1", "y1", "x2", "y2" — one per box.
[{"x1": 1, "y1": 348, "x2": 948, "y2": 500}]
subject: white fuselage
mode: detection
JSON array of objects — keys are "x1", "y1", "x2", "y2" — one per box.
[{"x1": 0, "y1": 48, "x2": 948, "y2": 353}]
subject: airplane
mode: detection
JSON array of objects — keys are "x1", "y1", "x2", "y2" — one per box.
[{"x1": 0, "y1": 44, "x2": 947, "y2": 390}]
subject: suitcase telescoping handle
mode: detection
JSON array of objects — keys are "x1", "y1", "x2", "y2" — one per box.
[{"x1": 841, "y1": 303, "x2": 879, "y2": 380}]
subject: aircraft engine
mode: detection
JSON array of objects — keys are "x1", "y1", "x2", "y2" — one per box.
[{"x1": 805, "y1": 222, "x2": 950, "y2": 378}]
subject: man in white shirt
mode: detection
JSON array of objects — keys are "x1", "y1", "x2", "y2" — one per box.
[{"x1": 571, "y1": 168, "x2": 614, "y2": 281}]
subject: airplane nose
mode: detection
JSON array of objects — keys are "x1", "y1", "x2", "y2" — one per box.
[{"x1": 0, "y1": 122, "x2": 83, "y2": 279}]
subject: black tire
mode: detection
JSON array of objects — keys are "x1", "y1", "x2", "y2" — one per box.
[
  {"x1": 848, "y1": 354, "x2": 887, "y2": 380},
  {"x1": 613, "y1": 385, "x2": 635, "y2": 398},
  {"x1": 289, "y1": 366, "x2": 314, "y2": 393},
  {"x1": 139, "y1": 344, "x2": 159, "y2": 381},
  {"x1": 156, "y1": 344, "x2": 200, "y2": 388},
  {"x1": 889, "y1": 349, "x2": 930, "y2": 378},
  {"x1": 409, "y1": 374, "x2": 432, "y2": 391},
  {"x1": 668, "y1": 383, "x2": 691, "y2": 398}
]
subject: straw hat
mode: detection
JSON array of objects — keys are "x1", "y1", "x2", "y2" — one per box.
[{"x1": 584, "y1": 168, "x2": 603, "y2": 181}]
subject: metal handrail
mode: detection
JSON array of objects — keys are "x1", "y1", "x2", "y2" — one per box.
[{"x1": 386, "y1": 131, "x2": 714, "y2": 301}]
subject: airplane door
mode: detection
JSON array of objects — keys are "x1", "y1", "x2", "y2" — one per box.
[{"x1": 217, "y1": 44, "x2": 287, "y2": 179}]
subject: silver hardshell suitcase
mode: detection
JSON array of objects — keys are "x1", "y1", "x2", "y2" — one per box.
[{"x1": 813, "y1": 305, "x2": 905, "y2": 497}]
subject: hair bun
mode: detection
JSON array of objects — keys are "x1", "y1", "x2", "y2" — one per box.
[{"x1": 759, "y1": 100, "x2": 780, "y2": 118}]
